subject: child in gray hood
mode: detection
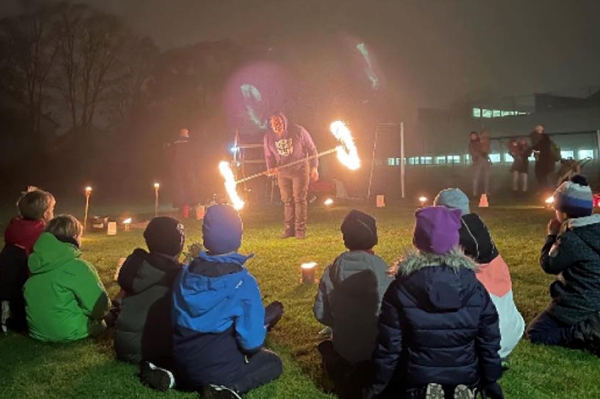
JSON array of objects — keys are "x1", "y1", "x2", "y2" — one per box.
[{"x1": 314, "y1": 210, "x2": 392, "y2": 399}]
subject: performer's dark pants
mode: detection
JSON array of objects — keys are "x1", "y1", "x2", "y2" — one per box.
[
  {"x1": 527, "y1": 310, "x2": 575, "y2": 347},
  {"x1": 278, "y1": 167, "x2": 309, "y2": 234}
]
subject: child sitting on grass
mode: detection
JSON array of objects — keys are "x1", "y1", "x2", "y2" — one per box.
[
  {"x1": 171, "y1": 204, "x2": 283, "y2": 399},
  {"x1": 313, "y1": 209, "x2": 392, "y2": 399},
  {"x1": 434, "y1": 188, "x2": 524, "y2": 365},
  {"x1": 24, "y1": 215, "x2": 111, "y2": 342},
  {"x1": 114, "y1": 216, "x2": 185, "y2": 390},
  {"x1": 0, "y1": 187, "x2": 55, "y2": 333},
  {"x1": 527, "y1": 175, "x2": 600, "y2": 354},
  {"x1": 365, "y1": 206, "x2": 503, "y2": 399}
]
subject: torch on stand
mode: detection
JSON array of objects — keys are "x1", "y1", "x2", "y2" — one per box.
[
  {"x1": 153, "y1": 183, "x2": 160, "y2": 217},
  {"x1": 83, "y1": 186, "x2": 92, "y2": 231}
]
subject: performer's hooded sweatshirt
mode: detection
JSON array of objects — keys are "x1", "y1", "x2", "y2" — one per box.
[{"x1": 263, "y1": 112, "x2": 318, "y2": 173}]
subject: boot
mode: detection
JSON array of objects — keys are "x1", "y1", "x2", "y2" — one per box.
[{"x1": 573, "y1": 312, "x2": 600, "y2": 354}]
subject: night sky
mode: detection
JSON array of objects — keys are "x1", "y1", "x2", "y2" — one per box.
[{"x1": 2, "y1": 0, "x2": 599, "y2": 109}]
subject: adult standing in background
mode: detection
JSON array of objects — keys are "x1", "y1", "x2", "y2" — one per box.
[
  {"x1": 530, "y1": 125, "x2": 558, "y2": 192},
  {"x1": 168, "y1": 128, "x2": 199, "y2": 219},
  {"x1": 469, "y1": 131, "x2": 491, "y2": 198},
  {"x1": 264, "y1": 112, "x2": 319, "y2": 239}
]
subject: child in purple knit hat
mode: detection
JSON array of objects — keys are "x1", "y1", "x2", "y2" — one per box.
[{"x1": 365, "y1": 207, "x2": 504, "y2": 399}]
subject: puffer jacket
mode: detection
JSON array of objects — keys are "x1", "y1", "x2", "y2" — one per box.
[
  {"x1": 314, "y1": 251, "x2": 392, "y2": 364},
  {"x1": 367, "y1": 249, "x2": 502, "y2": 398},
  {"x1": 541, "y1": 214, "x2": 600, "y2": 324},
  {"x1": 114, "y1": 249, "x2": 182, "y2": 367}
]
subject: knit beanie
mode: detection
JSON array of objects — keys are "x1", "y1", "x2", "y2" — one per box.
[
  {"x1": 144, "y1": 216, "x2": 185, "y2": 257},
  {"x1": 413, "y1": 206, "x2": 462, "y2": 255},
  {"x1": 554, "y1": 175, "x2": 594, "y2": 218},
  {"x1": 203, "y1": 204, "x2": 243, "y2": 255},
  {"x1": 433, "y1": 188, "x2": 471, "y2": 216},
  {"x1": 341, "y1": 209, "x2": 378, "y2": 251}
]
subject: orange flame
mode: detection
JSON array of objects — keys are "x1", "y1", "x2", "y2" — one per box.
[
  {"x1": 330, "y1": 121, "x2": 360, "y2": 170},
  {"x1": 219, "y1": 161, "x2": 245, "y2": 210}
]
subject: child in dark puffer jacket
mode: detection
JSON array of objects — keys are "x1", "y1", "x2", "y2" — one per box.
[
  {"x1": 434, "y1": 188, "x2": 524, "y2": 364},
  {"x1": 527, "y1": 175, "x2": 600, "y2": 354},
  {"x1": 365, "y1": 207, "x2": 503, "y2": 399}
]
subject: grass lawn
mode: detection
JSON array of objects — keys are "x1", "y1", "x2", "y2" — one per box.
[{"x1": 1, "y1": 201, "x2": 599, "y2": 399}]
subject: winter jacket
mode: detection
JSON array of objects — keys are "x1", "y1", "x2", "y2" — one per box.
[
  {"x1": 531, "y1": 132, "x2": 556, "y2": 174},
  {"x1": 367, "y1": 249, "x2": 502, "y2": 398},
  {"x1": 469, "y1": 139, "x2": 489, "y2": 164},
  {"x1": 460, "y1": 214, "x2": 523, "y2": 359},
  {"x1": 264, "y1": 112, "x2": 318, "y2": 174},
  {"x1": 172, "y1": 252, "x2": 266, "y2": 389},
  {"x1": 541, "y1": 215, "x2": 600, "y2": 325},
  {"x1": 114, "y1": 249, "x2": 182, "y2": 367},
  {"x1": 508, "y1": 142, "x2": 531, "y2": 174},
  {"x1": 313, "y1": 251, "x2": 392, "y2": 364},
  {"x1": 24, "y1": 233, "x2": 110, "y2": 342},
  {"x1": 0, "y1": 218, "x2": 45, "y2": 330}
]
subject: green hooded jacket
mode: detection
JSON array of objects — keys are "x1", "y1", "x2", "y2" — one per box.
[{"x1": 24, "y1": 233, "x2": 110, "y2": 342}]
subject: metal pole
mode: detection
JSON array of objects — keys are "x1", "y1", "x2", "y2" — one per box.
[
  {"x1": 83, "y1": 192, "x2": 91, "y2": 231},
  {"x1": 400, "y1": 122, "x2": 405, "y2": 199},
  {"x1": 367, "y1": 125, "x2": 379, "y2": 198}
]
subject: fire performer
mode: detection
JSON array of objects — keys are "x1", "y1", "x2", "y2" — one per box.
[{"x1": 264, "y1": 112, "x2": 319, "y2": 239}]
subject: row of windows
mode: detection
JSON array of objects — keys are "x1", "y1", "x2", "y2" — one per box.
[
  {"x1": 472, "y1": 107, "x2": 529, "y2": 119},
  {"x1": 387, "y1": 150, "x2": 595, "y2": 166}
]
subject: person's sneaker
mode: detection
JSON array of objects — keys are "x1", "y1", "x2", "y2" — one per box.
[
  {"x1": 139, "y1": 361, "x2": 175, "y2": 391},
  {"x1": 201, "y1": 385, "x2": 243, "y2": 399},
  {"x1": 454, "y1": 384, "x2": 474, "y2": 399},
  {"x1": 425, "y1": 383, "x2": 444, "y2": 399},
  {"x1": 280, "y1": 230, "x2": 295, "y2": 239}
]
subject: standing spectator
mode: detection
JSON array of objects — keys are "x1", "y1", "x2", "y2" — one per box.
[
  {"x1": 530, "y1": 125, "x2": 559, "y2": 192},
  {"x1": 469, "y1": 131, "x2": 491, "y2": 197},
  {"x1": 507, "y1": 138, "x2": 532, "y2": 193},
  {"x1": 168, "y1": 128, "x2": 199, "y2": 219}
]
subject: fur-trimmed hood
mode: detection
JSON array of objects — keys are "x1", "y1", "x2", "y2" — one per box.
[
  {"x1": 393, "y1": 247, "x2": 480, "y2": 313},
  {"x1": 396, "y1": 247, "x2": 478, "y2": 277}
]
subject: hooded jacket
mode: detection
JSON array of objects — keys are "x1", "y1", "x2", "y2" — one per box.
[
  {"x1": 541, "y1": 214, "x2": 600, "y2": 324},
  {"x1": 263, "y1": 112, "x2": 318, "y2": 173},
  {"x1": 114, "y1": 249, "x2": 182, "y2": 366},
  {"x1": 172, "y1": 252, "x2": 265, "y2": 388},
  {"x1": 24, "y1": 233, "x2": 110, "y2": 342},
  {"x1": 313, "y1": 251, "x2": 392, "y2": 364},
  {"x1": 367, "y1": 249, "x2": 502, "y2": 398}
]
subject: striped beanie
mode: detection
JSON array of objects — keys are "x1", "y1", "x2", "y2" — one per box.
[{"x1": 553, "y1": 175, "x2": 594, "y2": 218}]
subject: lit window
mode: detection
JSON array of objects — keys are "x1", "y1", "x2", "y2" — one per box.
[
  {"x1": 482, "y1": 109, "x2": 492, "y2": 118},
  {"x1": 578, "y1": 150, "x2": 594, "y2": 160},
  {"x1": 408, "y1": 157, "x2": 417, "y2": 165},
  {"x1": 472, "y1": 108, "x2": 481, "y2": 118},
  {"x1": 501, "y1": 110, "x2": 511, "y2": 117},
  {"x1": 435, "y1": 156, "x2": 446, "y2": 164},
  {"x1": 448, "y1": 155, "x2": 461, "y2": 164},
  {"x1": 561, "y1": 150, "x2": 574, "y2": 159},
  {"x1": 489, "y1": 153, "x2": 501, "y2": 163},
  {"x1": 492, "y1": 110, "x2": 501, "y2": 118},
  {"x1": 465, "y1": 154, "x2": 471, "y2": 163},
  {"x1": 504, "y1": 153, "x2": 514, "y2": 162},
  {"x1": 387, "y1": 158, "x2": 395, "y2": 166},
  {"x1": 528, "y1": 154, "x2": 536, "y2": 161},
  {"x1": 420, "y1": 156, "x2": 432, "y2": 165}
]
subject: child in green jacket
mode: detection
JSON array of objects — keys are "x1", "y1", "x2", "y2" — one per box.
[{"x1": 24, "y1": 215, "x2": 110, "y2": 342}]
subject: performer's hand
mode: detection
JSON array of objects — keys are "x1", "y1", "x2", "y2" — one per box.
[
  {"x1": 310, "y1": 167, "x2": 319, "y2": 182},
  {"x1": 266, "y1": 168, "x2": 278, "y2": 177},
  {"x1": 548, "y1": 218, "x2": 562, "y2": 236}
]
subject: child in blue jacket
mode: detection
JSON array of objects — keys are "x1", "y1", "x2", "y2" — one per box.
[{"x1": 172, "y1": 205, "x2": 283, "y2": 399}]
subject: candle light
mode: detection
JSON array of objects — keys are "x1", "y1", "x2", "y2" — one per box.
[
  {"x1": 376, "y1": 195, "x2": 385, "y2": 208},
  {"x1": 301, "y1": 262, "x2": 317, "y2": 284},
  {"x1": 324, "y1": 198, "x2": 334, "y2": 206},
  {"x1": 83, "y1": 186, "x2": 92, "y2": 231},
  {"x1": 545, "y1": 196, "x2": 554, "y2": 207},
  {"x1": 419, "y1": 196, "x2": 428, "y2": 207},
  {"x1": 123, "y1": 217, "x2": 132, "y2": 231},
  {"x1": 153, "y1": 183, "x2": 160, "y2": 217}
]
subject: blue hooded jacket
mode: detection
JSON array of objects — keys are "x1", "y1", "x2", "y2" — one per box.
[{"x1": 172, "y1": 252, "x2": 266, "y2": 388}]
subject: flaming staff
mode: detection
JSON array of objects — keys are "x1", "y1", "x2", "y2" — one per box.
[{"x1": 221, "y1": 121, "x2": 360, "y2": 207}]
